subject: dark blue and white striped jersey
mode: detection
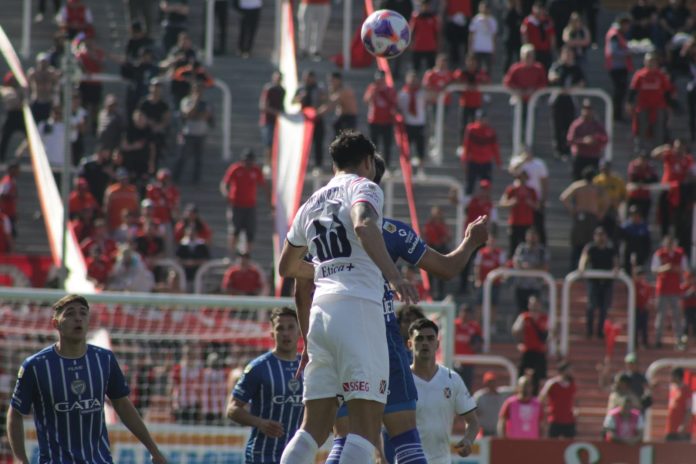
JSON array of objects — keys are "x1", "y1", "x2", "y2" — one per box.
[
  {"x1": 11, "y1": 344, "x2": 130, "y2": 464},
  {"x1": 232, "y1": 352, "x2": 303, "y2": 463}
]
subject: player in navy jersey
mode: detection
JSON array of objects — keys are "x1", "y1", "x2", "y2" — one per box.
[
  {"x1": 227, "y1": 307, "x2": 304, "y2": 463},
  {"x1": 296, "y1": 155, "x2": 489, "y2": 464},
  {"x1": 6, "y1": 294, "x2": 166, "y2": 464}
]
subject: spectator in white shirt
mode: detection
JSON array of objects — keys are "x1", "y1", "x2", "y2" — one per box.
[
  {"x1": 510, "y1": 148, "x2": 549, "y2": 245},
  {"x1": 398, "y1": 70, "x2": 428, "y2": 169},
  {"x1": 410, "y1": 318, "x2": 479, "y2": 463},
  {"x1": 468, "y1": 2, "x2": 499, "y2": 74}
]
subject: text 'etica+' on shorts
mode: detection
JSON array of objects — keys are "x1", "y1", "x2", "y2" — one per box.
[{"x1": 303, "y1": 294, "x2": 389, "y2": 404}]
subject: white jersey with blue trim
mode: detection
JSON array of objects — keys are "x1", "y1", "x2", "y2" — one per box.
[{"x1": 287, "y1": 173, "x2": 385, "y2": 304}]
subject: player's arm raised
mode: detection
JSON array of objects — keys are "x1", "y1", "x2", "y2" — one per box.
[
  {"x1": 351, "y1": 202, "x2": 418, "y2": 304},
  {"x1": 110, "y1": 397, "x2": 167, "y2": 463},
  {"x1": 7, "y1": 406, "x2": 29, "y2": 464},
  {"x1": 418, "y1": 215, "x2": 488, "y2": 279}
]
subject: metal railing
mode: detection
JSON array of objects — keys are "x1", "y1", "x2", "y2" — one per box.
[
  {"x1": 205, "y1": 0, "x2": 215, "y2": 66},
  {"x1": 453, "y1": 354, "x2": 518, "y2": 387},
  {"x1": 561, "y1": 270, "x2": 635, "y2": 356},
  {"x1": 643, "y1": 358, "x2": 696, "y2": 442},
  {"x1": 152, "y1": 258, "x2": 187, "y2": 291},
  {"x1": 310, "y1": 171, "x2": 465, "y2": 243},
  {"x1": 482, "y1": 268, "x2": 557, "y2": 355},
  {"x1": 525, "y1": 87, "x2": 613, "y2": 159},
  {"x1": 433, "y1": 84, "x2": 523, "y2": 164}
]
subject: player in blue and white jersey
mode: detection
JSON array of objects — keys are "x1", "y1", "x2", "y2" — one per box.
[
  {"x1": 7, "y1": 294, "x2": 166, "y2": 464},
  {"x1": 227, "y1": 307, "x2": 304, "y2": 463},
  {"x1": 296, "y1": 155, "x2": 489, "y2": 464}
]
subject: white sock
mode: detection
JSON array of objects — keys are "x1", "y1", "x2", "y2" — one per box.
[
  {"x1": 280, "y1": 429, "x2": 318, "y2": 464},
  {"x1": 338, "y1": 433, "x2": 375, "y2": 464}
]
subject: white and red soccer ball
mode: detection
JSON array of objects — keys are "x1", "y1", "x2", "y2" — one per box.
[{"x1": 361, "y1": 9, "x2": 411, "y2": 59}]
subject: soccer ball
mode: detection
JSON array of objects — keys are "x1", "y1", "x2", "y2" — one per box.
[{"x1": 361, "y1": 9, "x2": 411, "y2": 59}]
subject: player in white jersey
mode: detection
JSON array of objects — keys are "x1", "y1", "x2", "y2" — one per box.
[
  {"x1": 409, "y1": 318, "x2": 479, "y2": 464},
  {"x1": 278, "y1": 131, "x2": 418, "y2": 464}
]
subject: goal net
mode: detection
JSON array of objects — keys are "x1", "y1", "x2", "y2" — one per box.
[{"x1": 0, "y1": 288, "x2": 456, "y2": 463}]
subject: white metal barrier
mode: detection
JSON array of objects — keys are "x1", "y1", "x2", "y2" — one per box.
[
  {"x1": 193, "y1": 258, "x2": 232, "y2": 294},
  {"x1": 434, "y1": 84, "x2": 523, "y2": 164},
  {"x1": 81, "y1": 73, "x2": 232, "y2": 161},
  {"x1": 561, "y1": 270, "x2": 635, "y2": 356},
  {"x1": 21, "y1": 0, "x2": 30, "y2": 58},
  {"x1": 205, "y1": 0, "x2": 215, "y2": 66},
  {"x1": 311, "y1": 171, "x2": 465, "y2": 243},
  {"x1": 482, "y1": 268, "x2": 558, "y2": 355},
  {"x1": 453, "y1": 354, "x2": 518, "y2": 387},
  {"x1": 643, "y1": 358, "x2": 696, "y2": 442},
  {"x1": 525, "y1": 87, "x2": 614, "y2": 159}
]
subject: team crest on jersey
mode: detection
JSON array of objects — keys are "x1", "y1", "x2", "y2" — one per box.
[
  {"x1": 383, "y1": 222, "x2": 397, "y2": 234},
  {"x1": 71, "y1": 379, "x2": 86, "y2": 395},
  {"x1": 243, "y1": 363, "x2": 253, "y2": 374},
  {"x1": 17, "y1": 366, "x2": 24, "y2": 378},
  {"x1": 288, "y1": 378, "x2": 301, "y2": 394},
  {"x1": 444, "y1": 387, "x2": 452, "y2": 399},
  {"x1": 379, "y1": 380, "x2": 387, "y2": 394}
]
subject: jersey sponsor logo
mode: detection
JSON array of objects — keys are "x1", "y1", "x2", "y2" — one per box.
[
  {"x1": 271, "y1": 394, "x2": 303, "y2": 405},
  {"x1": 379, "y1": 380, "x2": 387, "y2": 394},
  {"x1": 288, "y1": 378, "x2": 301, "y2": 394},
  {"x1": 54, "y1": 398, "x2": 102, "y2": 414},
  {"x1": 70, "y1": 379, "x2": 86, "y2": 395},
  {"x1": 407, "y1": 237, "x2": 420, "y2": 255},
  {"x1": 343, "y1": 381, "x2": 370, "y2": 393},
  {"x1": 383, "y1": 221, "x2": 397, "y2": 234},
  {"x1": 320, "y1": 262, "x2": 355, "y2": 278},
  {"x1": 444, "y1": 387, "x2": 452, "y2": 399}
]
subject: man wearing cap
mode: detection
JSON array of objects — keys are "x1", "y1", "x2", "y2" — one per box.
[
  {"x1": 220, "y1": 150, "x2": 269, "y2": 255},
  {"x1": 566, "y1": 100, "x2": 609, "y2": 181},
  {"x1": 364, "y1": 71, "x2": 397, "y2": 167},
  {"x1": 104, "y1": 168, "x2": 139, "y2": 233},
  {"x1": 620, "y1": 353, "x2": 651, "y2": 411},
  {"x1": 460, "y1": 110, "x2": 501, "y2": 195},
  {"x1": 473, "y1": 371, "x2": 509, "y2": 436}
]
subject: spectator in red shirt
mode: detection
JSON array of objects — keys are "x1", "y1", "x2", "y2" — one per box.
[
  {"x1": 410, "y1": 0, "x2": 440, "y2": 72},
  {"x1": 652, "y1": 139, "x2": 695, "y2": 239},
  {"x1": 219, "y1": 149, "x2": 268, "y2": 254},
  {"x1": 221, "y1": 252, "x2": 266, "y2": 296},
  {"x1": 521, "y1": 2, "x2": 555, "y2": 70},
  {"x1": 424, "y1": 206, "x2": 452, "y2": 299},
  {"x1": 629, "y1": 53, "x2": 675, "y2": 152},
  {"x1": 146, "y1": 168, "x2": 180, "y2": 225},
  {"x1": 626, "y1": 151, "x2": 658, "y2": 220},
  {"x1": 69, "y1": 177, "x2": 99, "y2": 219},
  {"x1": 453, "y1": 54, "x2": 491, "y2": 134},
  {"x1": 682, "y1": 271, "x2": 696, "y2": 341},
  {"x1": 74, "y1": 37, "x2": 105, "y2": 132},
  {"x1": 512, "y1": 295, "x2": 548, "y2": 394},
  {"x1": 474, "y1": 234, "x2": 506, "y2": 310},
  {"x1": 666, "y1": 367, "x2": 693, "y2": 441},
  {"x1": 80, "y1": 218, "x2": 118, "y2": 263},
  {"x1": 103, "y1": 168, "x2": 139, "y2": 233},
  {"x1": 633, "y1": 268, "x2": 654, "y2": 348},
  {"x1": 174, "y1": 203, "x2": 212, "y2": 245},
  {"x1": 460, "y1": 110, "x2": 501, "y2": 195},
  {"x1": 651, "y1": 235, "x2": 687, "y2": 349},
  {"x1": 454, "y1": 303, "x2": 483, "y2": 388},
  {"x1": 0, "y1": 161, "x2": 19, "y2": 235},
  {"x1": 57, "y1": 0, "x2": 94, "y2": 39},
  {"x1": 539, "y1": 361, "x2": 577, "y2": 438},
  {"x1": 443, "y1": 0, "x2": 473, "y2": 67},
  {"x1": 500, "y1": 170, "x2": 539, "y2": 256},
  {"x1": 504, "y1": 44, "x2": 548, "y2": 128},
  {"x1": 364, "y1": 71, "x2": 397, "y2": 166},
  {"x1": 422, "y1": 54, "x2": 453, "y2": 120},
  {"x1": 134, "y1": 219, "x2": 166, "y2": 268}
]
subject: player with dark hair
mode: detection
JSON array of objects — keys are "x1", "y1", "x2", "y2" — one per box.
[
  {"x1": 295, "y1": 152, "x2": 488, "y2": 463},
  {"x1": 6, "y1": 294, "x2": 166, "y2": 464},
  {"x1": 227, "y1": 307, "x2": 303, "y2": 463},
  {"x1": 279, "y1": 130, "x2": 418, "y2": 463},
  {"x1": 409, "y1": 318, "x2": 479, "y2": 462}
]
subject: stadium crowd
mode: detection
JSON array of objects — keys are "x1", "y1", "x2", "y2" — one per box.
[{"x1": 1, "y1": 0, "x2": 696, "y2": 457}]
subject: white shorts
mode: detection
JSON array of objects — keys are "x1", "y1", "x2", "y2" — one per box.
[{"x1": 303, "y1": 294, "x2": 389, "y2": 403}]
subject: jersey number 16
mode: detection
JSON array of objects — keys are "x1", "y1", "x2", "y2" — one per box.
[{"x1": 312, "y1": 215, "x2": 352, "y2": 262}]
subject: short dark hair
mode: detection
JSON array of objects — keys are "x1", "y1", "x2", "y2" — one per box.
[
  {"x1": 331, "y1": 71, "x2": 342, "y2": 80},
  {"x1": 53, "y1": 294, "x2": 89, "y2": 316},
  {"x1": 672, "y1": 367, "x2": 685, "y2": 379},
  {"x1": 558, "y1": 361, "x2": 571, "y2": 373},
  {"x1": 408, "y1": 318, "x2": 439, "y2": 337},
  {"x1": 373, "y1": 153, "x2": 386, "y2": 185},
  {"x1": 397, "y1": 305, "x2": 425, "y2": 324},
  {"x1": 329, "y1": 130, "x2": 376, "y2": 170},
  {"x1": 581, "y1": 165, "x2": 596, "y2": 182},
  {"x1": 270, "y1": 306, "x2": 297, "y2": 325}
]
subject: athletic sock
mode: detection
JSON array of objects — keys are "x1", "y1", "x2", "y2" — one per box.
[
  {"x1": 390, "y1": 428, "x2": 427, "y2": 464},
  {"x1": 325, "y1": 437, "x2": 347, "y2": 464},
  {"x1": 338, "y1": 433, "x2": 374, "y2": 464},
  {"x1": 280, "y1": 429, "x2": 318, "y2": 464}
]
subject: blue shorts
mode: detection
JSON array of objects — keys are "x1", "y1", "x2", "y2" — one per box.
[
  {"x1": 260, "y1": 121, "x2": 276, "y2": 148},
  {"x1": 337, "y1": 317, "x2": 417, "y2": 418}
]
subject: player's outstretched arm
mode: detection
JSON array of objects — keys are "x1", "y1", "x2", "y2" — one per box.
[
  {"x1": 6, "y1": 407, "x2": 29, "y2": 464},
  {"x1": 419, "y1": 215, "x2": 488, "y2": 279},
  {"x1": 111, "y1": 397, "x2": 167, "y2": 463},
  {"x1": 351, "y1": 203, "x2": 418, "y2": 304},
  {"x1": 278, "y1": 241, "x2": 314, "y2": 280}
]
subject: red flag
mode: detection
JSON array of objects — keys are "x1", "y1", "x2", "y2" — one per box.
[{"x1": 604, "y1": 319, "x2": 620, "y2": 358}]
